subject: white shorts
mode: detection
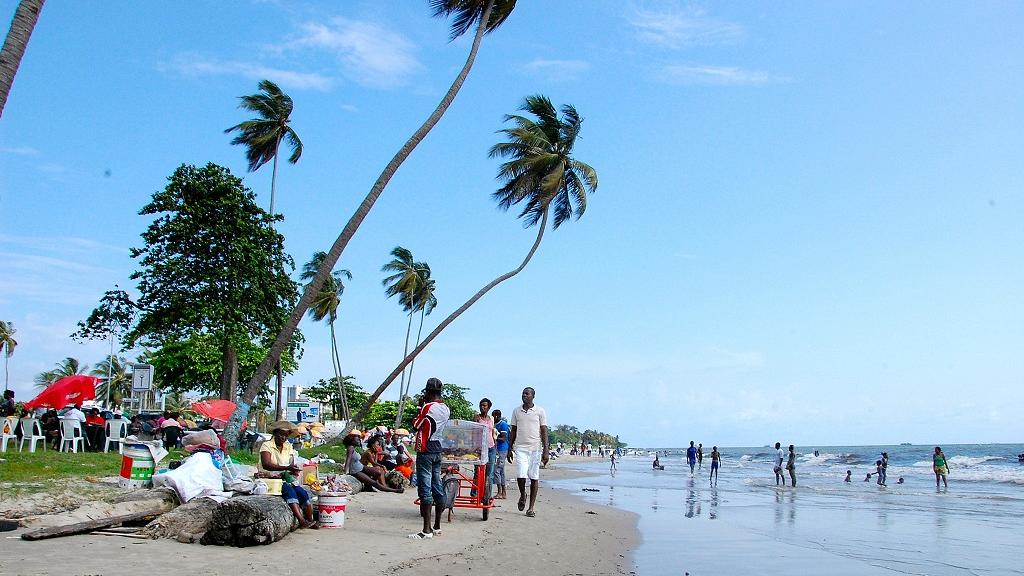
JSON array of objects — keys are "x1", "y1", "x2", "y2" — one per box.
[{"x1": 515, "y1": 448, "x2": 542, "y2": 480}]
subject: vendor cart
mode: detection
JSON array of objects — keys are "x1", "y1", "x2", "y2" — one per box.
[{"x1": 414, "y1": 419, "x2": 494, "y2": 521}]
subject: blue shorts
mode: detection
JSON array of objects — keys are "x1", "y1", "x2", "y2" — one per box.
[
  {"x1": 711, "y1": 461, "x2": 719, "y2": 470},
  {"x1": 416, "y1": 452, "x2": 445, "y2": 505},
  {"x1": 281, "y1": 482, "x2": 310, "y2": 507}
]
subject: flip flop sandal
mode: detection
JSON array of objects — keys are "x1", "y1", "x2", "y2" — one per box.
[
  {"x1": 518, "y1": 497, "x2": 527, "y2": 511},
  {"x1": 526, "y1": 510, "x2": 536, "y2": 517},
  {"x1": 408, "y1": 532, "x2": 433, "y2": 540},
  {"x1": 433, "y1": 529, "x2": 443, "y2": 536}
]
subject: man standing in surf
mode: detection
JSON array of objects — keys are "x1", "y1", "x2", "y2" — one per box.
[
  {"x1": 507, "y1": 387, "x2": 549, "y2": 517},
  {"x1": 773, "y1": 442, "x2": 786, "y2": 486}
]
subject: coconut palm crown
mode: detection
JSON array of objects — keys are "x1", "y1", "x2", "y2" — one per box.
[
  {"x1": 490, "y1": 94, "x2": 598, "y2": 229},
  {"x1": 225, "y1": 79, "x2": 302, "y2": 173},
  {"x1": 430, "y1": 0, "x2": 517, "y2": 40}
]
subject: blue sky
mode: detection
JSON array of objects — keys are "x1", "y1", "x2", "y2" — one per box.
[{"x1": 1, "y1": 1, "x2": 1022, "y2": 447}]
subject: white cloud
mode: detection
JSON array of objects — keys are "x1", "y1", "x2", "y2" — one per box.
[
  {"x1": 629, "y1": 5, "x2": 744, "y2": 49},
  {"x1": 522, "y1": 59, "x2": 591, "y2": 81},
  {"x1": 289, "y1": 17, "x2": 422, "y2": 89},
  {"x1": 0, "y1": 146, "x2": 39, "y2": 156},
  {"x1": 166, "y1": 54, "x2": 333, "y2": 91},
  {"x1": 656, "y1": 64, "x2": 777, "y2": 86}
]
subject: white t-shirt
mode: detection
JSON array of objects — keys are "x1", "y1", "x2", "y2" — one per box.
[
  {"x1": 510, "y1": 405, "x2": 547, "y2": 451},
  {"x1": 775, "y1": 448, "x2": 784, "y2": 467},
  {"x1": 64, "y1": 408, "x2": 86, "y2": 422}
]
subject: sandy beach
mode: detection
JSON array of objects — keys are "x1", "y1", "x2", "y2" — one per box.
[{"x1": 0, "y1": 461, "x2": 637, "y2": 576}]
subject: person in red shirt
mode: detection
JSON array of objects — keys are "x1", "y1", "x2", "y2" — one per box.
[
  {"x1": 409, "y1": 377, "x2": 450, "y2": 539},
  {"x1": 84, "y1": 408, "x2": 106, "y2": 451}
]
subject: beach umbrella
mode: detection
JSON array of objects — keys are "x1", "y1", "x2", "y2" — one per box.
[
  {"x1": 191, "y1": 399, "x2": 236, "y2": 422},
  {"x1": 24, "y1": 375, "x2": 98, "y2": 409}
]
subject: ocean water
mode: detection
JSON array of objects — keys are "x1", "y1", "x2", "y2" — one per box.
[{"x1": 551, "y1": 444, "x2": 1024, "y2": 576}]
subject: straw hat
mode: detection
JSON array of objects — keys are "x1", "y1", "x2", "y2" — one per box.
[{"x1": 270, "y1": 420, "x2": 298, "y2": 435}]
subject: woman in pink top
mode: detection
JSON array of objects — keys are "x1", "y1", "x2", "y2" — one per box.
[{"x1": 475, "y1": 398, "x2": 496, "y2": 504}]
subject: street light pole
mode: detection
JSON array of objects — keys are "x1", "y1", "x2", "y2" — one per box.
[{"x1": 105, "y1": 331, "x2": 113, "y2": 408}]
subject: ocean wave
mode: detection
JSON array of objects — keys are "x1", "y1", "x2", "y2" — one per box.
[
  {"x1": 911, "y1": 455, "x2": 1006, "y2": 468},
  {"x1": 798, "y1": 452, "x2": 861, "y2": 466}
]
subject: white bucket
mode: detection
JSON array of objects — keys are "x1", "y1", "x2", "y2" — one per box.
[
  {"x1": 318, "y1": 493, "x2": 347, "y2": 529},
  {"x1": 119, "y1": 443, "x2": 155, "y2": 488}
]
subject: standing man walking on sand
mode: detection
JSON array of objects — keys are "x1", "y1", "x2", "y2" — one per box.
[
  {"x1": 697, "y1": 443, "x2": 704, "y2": 470},
  {"x1": 409, "y1": 377, "x2": 450, "y2": 540},
  {"x1": 508, "y1": 387, "x2": 548, "y2": 518},
  {"x1": 773, "y1": 442, "x2": 786, "y2": 486}
]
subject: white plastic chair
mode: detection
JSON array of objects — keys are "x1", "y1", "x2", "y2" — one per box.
[
  {"x1": 18, "y1": 418, "x2": 46, "y2": 453},
  {"x1": 0, "y1": 417, "x2": 17, "y2": 452},
  {"x1": 59, "y1": 418, "x2": 84, "y2": 453},
  {"x1": 104, "y1": 418, "x2": 129, "y2": 453}
]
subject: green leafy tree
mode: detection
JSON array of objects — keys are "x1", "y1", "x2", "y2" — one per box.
[
  {"x1": 81, "y1": 163, "x2": 301, "y2": 402},
  {"x1": 301, "y1": 252, "x2": 352, "y2": 419},
  {"x1": 1, "y1": 320, "x2": 17, "y2": 391},
  {"x1": 350, "y1": 95, "x2": 598, "y2": 428},
  {"x1": 0, "y1": 0, "x2": 45, "y2": 119},
  {"x1": 442, "y1": 382, "x2": 475, "y2": 421},
  {"x1": 91, "y1": 355, "x2": 130, "y2": 408},
  {"x1": 227, "y1": 0, "x2": 518, "y2": 444},
  {"x1": 34, "y1": 357, "x2": 87, "y2": 389}
]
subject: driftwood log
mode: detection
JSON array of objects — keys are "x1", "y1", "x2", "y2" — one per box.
[
  {"x1": 200, "y1": 496, "x2": 296, "y2": 547},
  {"x1": 21, "y1": 510, "x2": 164, "y2": 541},
  {"x1": 141, "y1": 496, "x2": 220, "y2": 543},
  {"x1": 19, "y1": 488, "x2": 179, "y2": 531}
]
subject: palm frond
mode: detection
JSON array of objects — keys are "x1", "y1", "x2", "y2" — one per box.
[{"x1": 430, "y1": 0, "x2": 518, "y2": 41}]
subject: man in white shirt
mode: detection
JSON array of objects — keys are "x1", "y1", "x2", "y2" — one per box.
[
  {"x1": 774, "y1": 442, "x2": 785, "y2": 486},
  {"x1": 63, "y1": 404, "x2": 86, "y2": 422},
  {"x1": 507, "y1": 387, "x2": 548, "y2": 517}
]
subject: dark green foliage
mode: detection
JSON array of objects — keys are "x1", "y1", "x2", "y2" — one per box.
[
  {"x1": 548, "y1": 424, "x2": 627, "y2": 450},
  {"x1": 430, "y1": 0, "x2": 518, "y2": 41},
  {"x1": 71, "y1": 289, "x2": 136, "y2": 342},
  {"x1": 442, "y1": 382, "x2": 475, "y2": 421},
  {"x1": 224, "y1": 80, "x2": 302, "y2": 173},
  {"x1": 303, "y1": 376, "x2": 366, "y2": 420}
]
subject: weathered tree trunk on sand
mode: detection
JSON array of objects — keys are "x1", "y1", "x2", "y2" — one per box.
[
  {"x1": 22, "y1": 510, "x2": 164, "y2": 541},
  {"x1": 200, "y1": 496, "x2": 295, "y2": 547},
  {"x1": 20, "y1": 488, "x2": 178, "y2": 530},
  {"x1": 142, "y1": 496, "x2": 220, "y2": 543}
]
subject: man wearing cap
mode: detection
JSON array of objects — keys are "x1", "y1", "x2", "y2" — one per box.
[
  {"x1": 507, "y1": 386, "x2": 549, "y2": 517},
  {"x1": 260, "y1": 420, "x2": 318, "y2": 529},
  {"x1": 410, "y1": 377, "x2": 450, "y2": 539}
]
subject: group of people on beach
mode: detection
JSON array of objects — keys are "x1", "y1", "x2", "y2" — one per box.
[
  {"x1": 408, "y1": 379, "x2": 549, "y2": 539},
  {"x1": 771, "y1": 442, "x2": 798, "y2": 487}
]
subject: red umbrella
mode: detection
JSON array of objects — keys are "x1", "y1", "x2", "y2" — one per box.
[
  {"x1": 191, "y1": 399, "x2": 236, "y2": 423},
  {"x1": 24, "y1": 375, "x2": 99, "y2": 409}
]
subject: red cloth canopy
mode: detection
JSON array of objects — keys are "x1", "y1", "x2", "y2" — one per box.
[
  {"x1": 24, "y1": 375, "x2": 99, "y2": 409},
  {"x1": 191, "y1": 399, "x2": 236, "y2": 423}
]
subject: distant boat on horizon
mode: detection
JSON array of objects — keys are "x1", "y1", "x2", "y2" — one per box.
[{"x1": 900, "y1": 442, "x2": 912, "y2": 445}]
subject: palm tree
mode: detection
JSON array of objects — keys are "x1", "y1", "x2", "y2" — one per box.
[
  {"x1": 91, "y1": 355, "x2": 130, "y2": 408},
  {"x1": 301, "y1": 252, "x2": 352, "y2": 420},
  {"x1": 226, "y1": 0, "x2": 517, "y2": 445},
  {"x1": 397, "y1": 273, "x2": 437, "y2": 425},
  {"x1": 0, "y1": 320, "x2": 16, "y2": 391},
  {"x1": 0, "y1": 0, "x2": 45, "y2": 118},
  {"x1": 224, "y1": 79, "x2": 302, "y2": 215},
  {"x1": 350, "y1": 95, "x2": 597, "y2": 428},
  {"x1": 381, "y1": 247, "x2": 428, "y2": 418},
  {"x1": 34, "y1": 357, "x2": 89, "y2": 389}
]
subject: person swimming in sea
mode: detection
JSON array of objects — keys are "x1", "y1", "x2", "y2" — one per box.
[
  {"x1": 897, "y1": 476, "x2": 905, "y2": 484},
  {"x1": 844, "y1": 470, "x2": 852, "y2": 482}
]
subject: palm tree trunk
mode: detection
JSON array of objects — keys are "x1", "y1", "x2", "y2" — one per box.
[
  {"x1": 0, "y1": 0, "x2": 44, "y2": 119},
  {"x1": 348, "y1": 210, "x2": 549, "y2": 431},
  {"x1": 274, "y1": 361, "x2": 284, "y2": 421},
  {"x1": 393, "y1": 309, "x2": 415, "y2": 428},
  {"x1": 4, "y1": 349, "x2": 8, "y2": 392},
  {"x1": 224, "y1": 0, "x2": 497, "y2": 446},
  {"x1": 269, "y1": 134, "x2": 281, "y2": 215},
  {"x1": 329, "y1": 318, "x2": 349, "y2": 420},
  {"x1": 405, "y1": 304, "x2": 428, "y2": 396}
]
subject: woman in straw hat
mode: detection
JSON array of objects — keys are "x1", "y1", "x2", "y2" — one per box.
[{"x1": 260, "y1": 420, "x2": 318, "y2": 528}]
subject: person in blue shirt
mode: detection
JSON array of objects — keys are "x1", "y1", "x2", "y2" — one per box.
[
  {"x1": 686, "y1": 441, "x2": 698, "y2": 475},
  {"x1": 492, "y1": 409, "x2": 511, "y2": 500}
]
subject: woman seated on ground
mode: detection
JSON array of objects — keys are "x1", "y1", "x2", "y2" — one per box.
[
  {"x1": 259, "y1": 420, "x2": 318, "y2": 529},
  {"x1": 361, "y1": 435, "x2": 391, "y2": 480},
  {"x1": 343, "y1": 433, "x2": 403, "y2": 493}
]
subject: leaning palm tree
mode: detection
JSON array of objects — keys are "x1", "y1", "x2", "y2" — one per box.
[
  {"x1": 381, "y1": 246, "x2": 430, "y2": 422},
  {"x1": 301, "y1": 252, "x2": 352, "y2": 420},
  {"x1": 0, "y1": 320, "x2": 16, "y2": 391},
  {"x1": 0, "y1": 0, "x2": 45, "y2": 118},
  {"x1": 34, "y1": 357, "x2": 89, "y2": 389},
  {"x1": 226, "y1": 0, "x2": 518, "y2": 445},
  {"x1": 349, "y1": 94, "x2": 597, "y2": 428},
  {"x1": 91, "y1": 355, "x2": 130, "y2": 409},
  {"x1": 225, "y1": 79, "x2": 302, "y2": 215}
]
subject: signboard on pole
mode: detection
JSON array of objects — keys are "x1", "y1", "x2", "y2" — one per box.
[
  {"x1": 131, "y1": 364, "x2": 153, "y2": 391},
  {"x1": 286, "y1": 401, "x2": 318, "y2": 423}
]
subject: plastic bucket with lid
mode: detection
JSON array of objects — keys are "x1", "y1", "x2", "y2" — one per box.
[
  {"x1": 119, "y1": 443, "x2": 156, "y2": 488},
  {"x1": 318, "y1": 493, "x2": 347, "y2": 528}
]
